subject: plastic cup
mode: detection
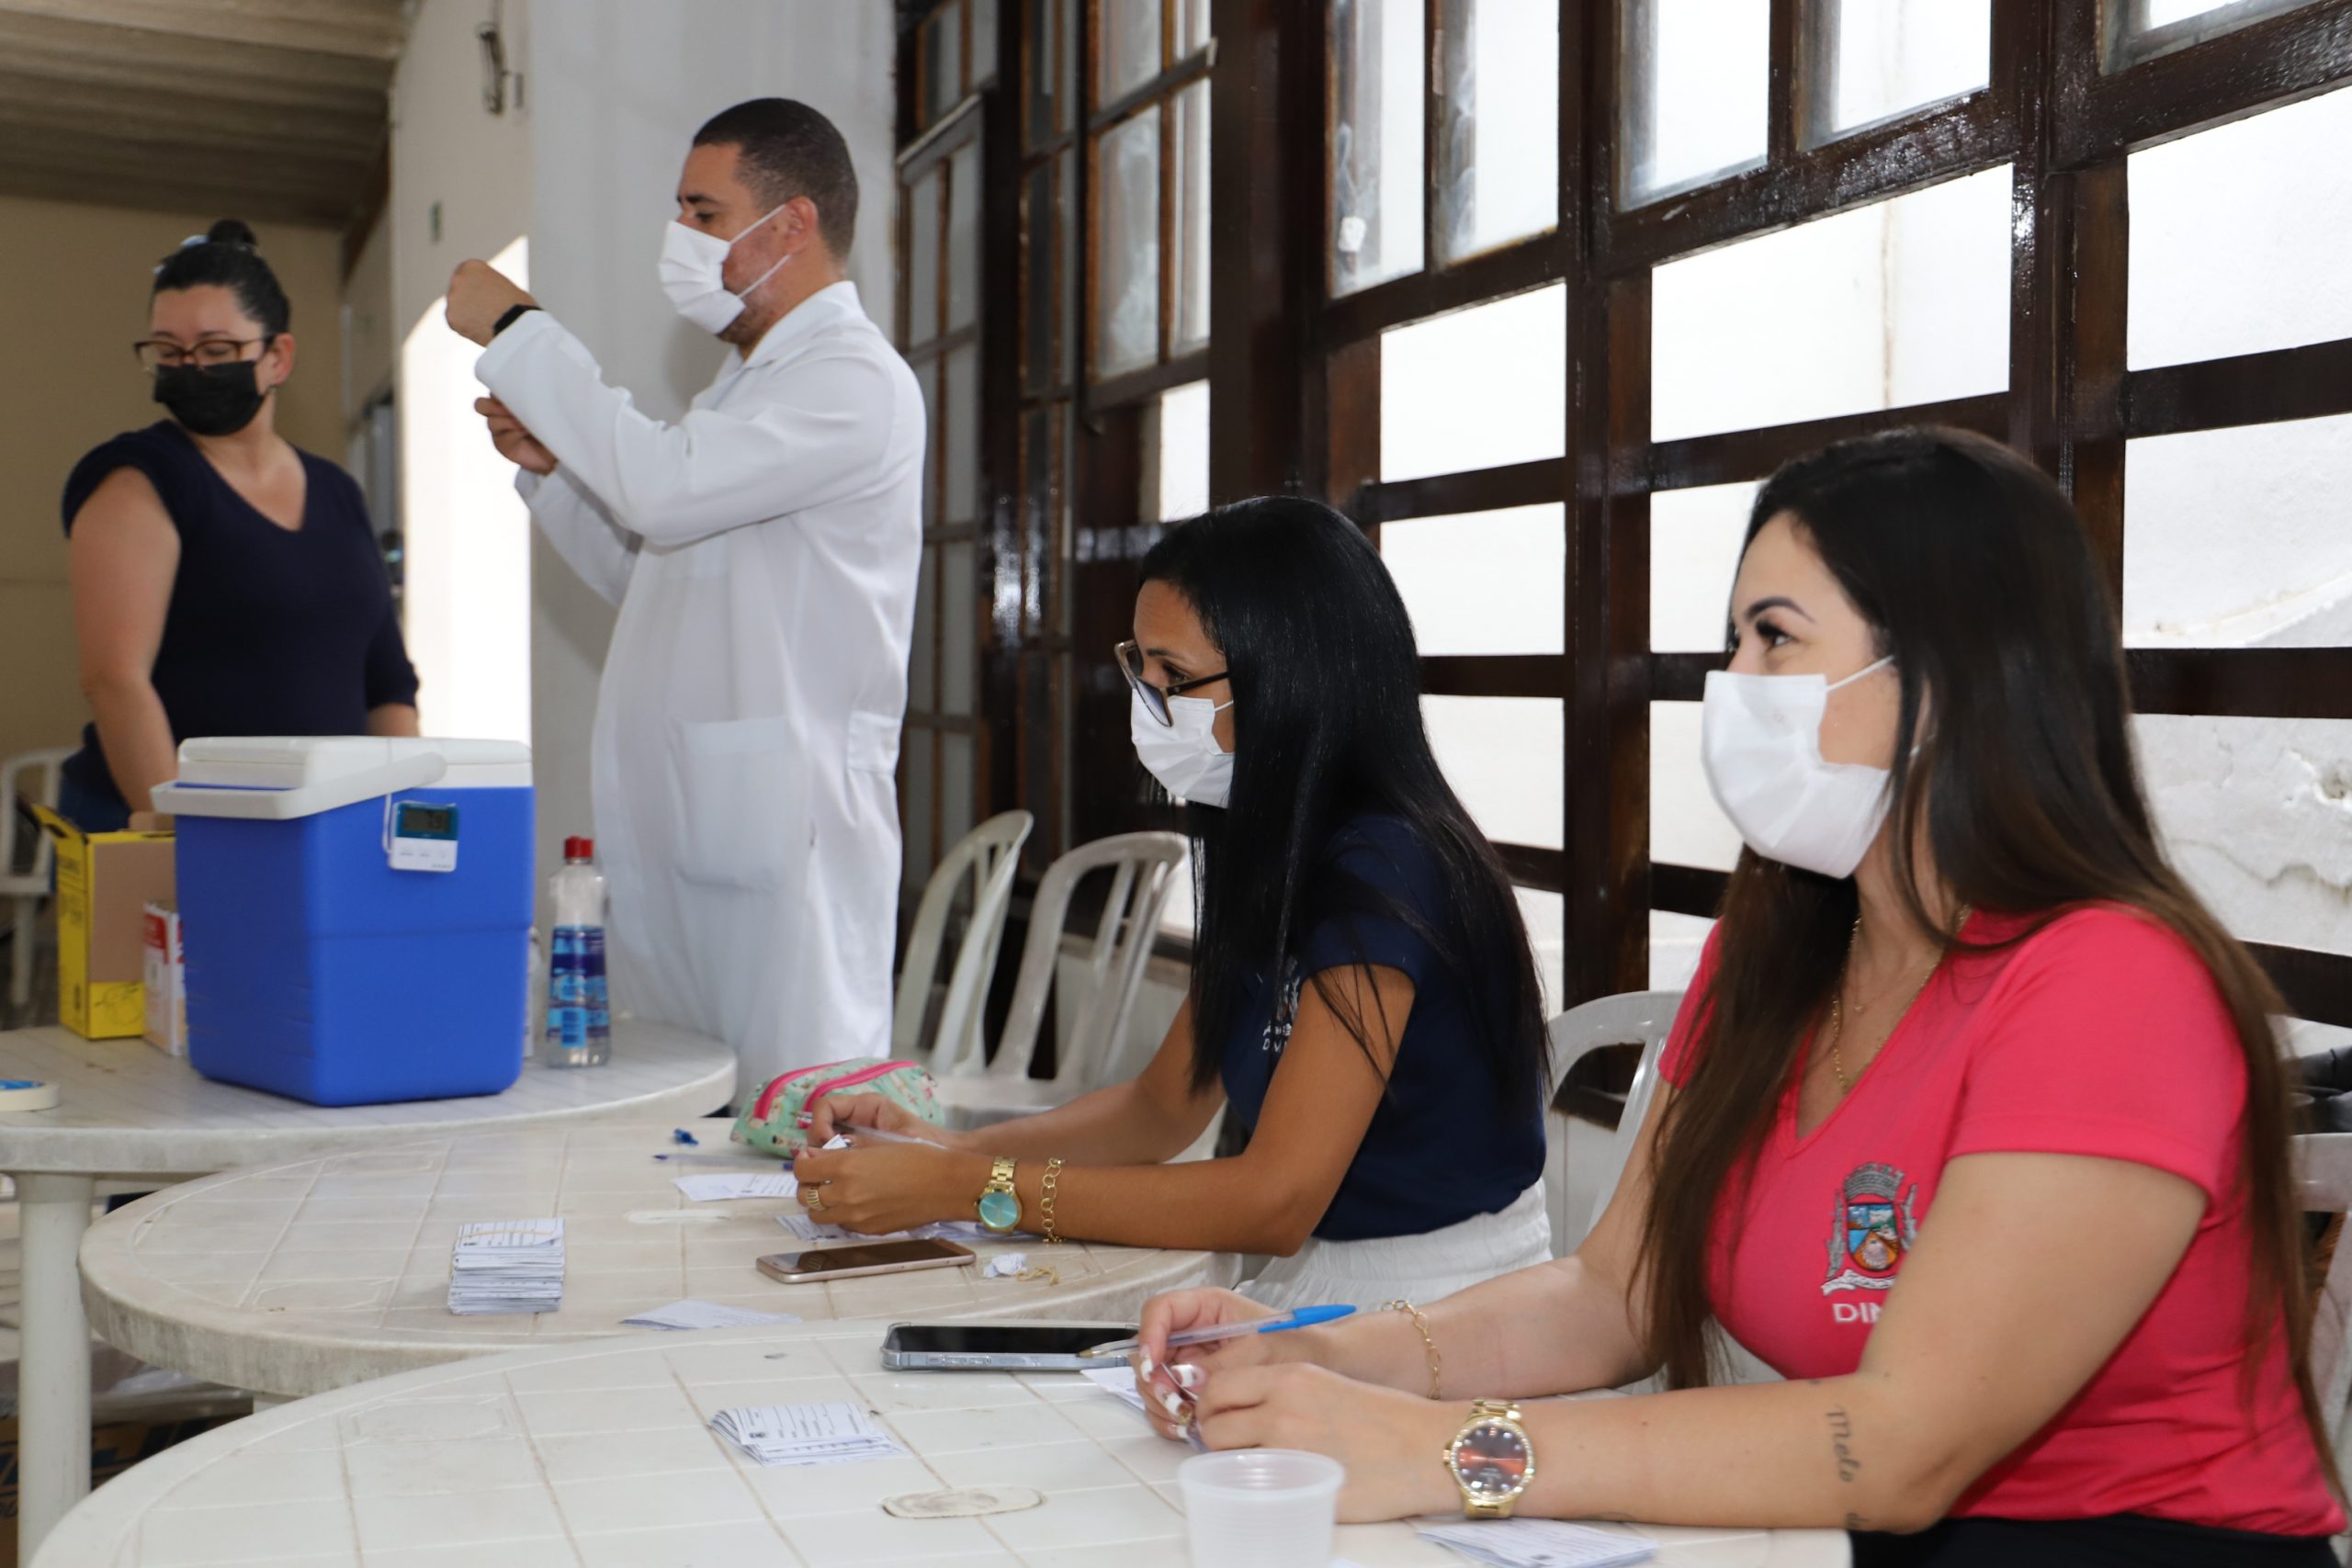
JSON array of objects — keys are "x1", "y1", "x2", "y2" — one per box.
[{"x1": 1177, "y1": 1448, "x2": 1345, "y2": 1568}]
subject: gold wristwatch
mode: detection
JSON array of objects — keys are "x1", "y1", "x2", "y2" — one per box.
[
  {"x1": 974, "y1": 1157, "x2": 1021, "y2": 1233},
  {"x1": 1443, "y1": 1399, "x2": 1534, "y2": 1518}
]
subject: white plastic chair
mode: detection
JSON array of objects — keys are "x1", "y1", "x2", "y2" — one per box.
[
  {"x1": 1543, "y1": 989, "x2": 1685, "y2": 1259},
  {"x1": 2296, "y1": 1134, "x2": 2352, "y2": 1479},
  {"x1": 1, "y1": 749, "x2": 74, "y2": 1014},
  {"x1": 891, "y1": 810, "x2": 1034, "y2": 1072},
  {"x1": 933, "y1": 830, "x2": 1189, "y2": 1131}
]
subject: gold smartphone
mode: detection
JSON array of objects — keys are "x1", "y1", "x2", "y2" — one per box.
[{"x1": 755, "y1": 1238, "x2": 977, "y2": 1283}]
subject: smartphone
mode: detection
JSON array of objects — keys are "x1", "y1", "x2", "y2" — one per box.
[
  {"x1": 880, "y1": 1321, "x2": 1136, "y2": 1371},
  {"x1": 755, "y1": 1238, "x2": 976, "y2": 1283}
]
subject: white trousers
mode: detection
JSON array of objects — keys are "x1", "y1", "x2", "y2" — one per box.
[{"x1": 1238, "y1": 1179, "x2": 1553, "y2": 1310}]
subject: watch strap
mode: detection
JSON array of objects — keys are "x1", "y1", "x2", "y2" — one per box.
[{"x1": 491, "y1": 302, "x2": 540, "y2": 338}]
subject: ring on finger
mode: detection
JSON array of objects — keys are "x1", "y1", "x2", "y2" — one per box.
[{"x1": 802, "y1": 1184, "x2": 829, "y2": 1212}]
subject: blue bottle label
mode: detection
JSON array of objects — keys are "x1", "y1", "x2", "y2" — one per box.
[{"x1": 546, "y1": 925, "x2": 612, "y2": 1050}]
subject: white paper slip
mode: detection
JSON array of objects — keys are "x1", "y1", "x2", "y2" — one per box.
[
  {"x1": 447, "y1": 1218, "x2": 565, "y2": 1316},
  {"x1": 709, "y1": 1401, "x2": 908, "y2": 1468},
  {"x1": 1080, "y1": 1365, "x2": 1207, "y2": 1452},
  {"x1": 621, "y1": 1299, "x2": 803, "y2": 1331},
  {"x1": 673, "y1": 1171, "x2": 799, "y2": 1201},
  {"x1": 1417, "y1": 1517, "x2": 1657, "y2": 1568}
]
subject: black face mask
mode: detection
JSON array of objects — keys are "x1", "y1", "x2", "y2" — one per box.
[{"x1": 152, "y1": 360, "x2": 267, "y2": 436}]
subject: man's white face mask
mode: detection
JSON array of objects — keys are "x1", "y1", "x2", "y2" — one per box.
[
  {"x1": 659, "y1": 203, "x2": 792, "y2": 333},
  {"x1": 1700, "y1": 656, "x2": 1895, "y2": 880},
  {"x1": 1130, "y1": 686, "x2": 1235, "y2": 808}
]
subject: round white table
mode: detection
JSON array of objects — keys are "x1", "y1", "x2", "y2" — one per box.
[
  {"x1": 79, "y1": 1119, "x2": 1237, "y2": 1397},
  {"x1": 31, "y1": 1318, "x2": 1849, "y2": 1568},
  {"x1": 0, "y1": 1020, "x2": 734, "y2": 1561}
]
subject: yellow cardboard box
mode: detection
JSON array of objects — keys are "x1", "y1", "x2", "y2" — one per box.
[{"x1": 30, "y1": 806, "x2": 175, "y2": 1040}]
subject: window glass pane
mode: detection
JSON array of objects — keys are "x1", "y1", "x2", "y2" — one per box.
[
  {"x1": 1623, "y1": 0, "x2": 1768, "y2": 205},
  {"x1": 1027, "y1": 0, "x2": 1068, "y2": 142},
  {"x1": 1057, "y1": 147, "x2": 1079, "y2": 385},
  {"x1": 1383, "y1": 504, "x2": 1566, "y2": 655},
  {"x1": 1436, "y1": 0, "x2": 1559, "y2": 264},
  {"x1": 2122, "y1": 414, "x2": 2352, "y2": 649},
  {"x1": 1099, "y1": 0, "x2": 1162, "y2": 103},
  {"x1": 911, "y1": 547, "x2": 939, "y2": 711},
  {"x1": 1175, "y1": 0, "x2": 1211, "y2": 56},
  {"x1": 942, "y1": 731, "x2": 977, "y2": 849},
  {"x1": 1650, "y1": 700, "x2": 1741, "y2": 872},
  {"x1": 1022, "y1": 407, "x2": 1053, "y2": 630},
  {"x1": 1381, "y1": 285, "x2": 1566, "y2": 482},
  {"x1": 1423, "y1": 695, "x2": 1564, "y2": 849},
  {"x1": 2137, "y1": 715, "x2": 2352, "y2": 958},
  {"x1": 1817, "y1": 0, "x2": 1991, "y2": 140},
  {"x1": 942, "y1": 540, "x2": 978, "y2": 715},
  {"x1": 1331, "y1": 0, "x2": 1427, "y2": 296},
  {"x1": 1023, "y1": 163, "x2": 1055, "y2": 394},
  {"x1": 925, "y1": 5, "x2": 965, "y2": 122},
  {"x1": 1515, "y1": 886, "x2": 1565, "y2": 1015},
  {"x1": 908, "y1": 168, "x2": 942, "y2": 346},
  {"x1": 903, "y1": 734, "x2": 935, "y2": 886},
  {"x1": 947, "y1": 141, "x2": 982, "y2": 333},
  {"x1": 1148, "y1": 379, "x2": 1211, "y2": 521},
  {"x1": 944, "y1": 344, "x2": 979, "y2": 525},
  {"x1": 972, "y1": 0, "x2": 1000, "y2": 85},
  {"x1": 1651, "y1": 482, "x2": 1756, "y2": 652},
  {"x1": 1171, "y1": 81, "x2": 1212, "y2": 355},
  {"x1": 1651, "y1": 165, "x2": 2009, "y2": 442},
  {"x1": 2110, "y1": 0, "x2": 2321, "y2": 70},
  {"x1": 1650, "y1": 909, "x2": 1713, "y2": 992},
  {"x1": 914, "y1": 357, "x2": 941, "y2": 526},
  {"x1": 1096, "y1": 107, "x2": 1163, "y2": 378},
  {"x1": 2128, "y1": 85, "x2": 2352, "y2": 371}
]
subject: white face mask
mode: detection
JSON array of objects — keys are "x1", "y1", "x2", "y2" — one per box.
[
  {"x1": 659, "y1": 204, "x2": 792, "y2": 333},
  {"x1": 1701, "y1": 656, "x2": 1895, "y2": 880},
  {"x1": 1131, "y1": 687, "x2": 1234, "y2": 808}
]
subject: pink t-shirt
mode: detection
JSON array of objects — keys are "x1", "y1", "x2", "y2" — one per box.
[{"x1": 1660, "y1": 906, "x2": 2341, "y2": 1537}]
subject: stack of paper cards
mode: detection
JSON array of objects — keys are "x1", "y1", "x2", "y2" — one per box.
[
  {"x1": 620, "y1": 1299, "x2": 802, "y2": 1331},
  {"x1": 447, "y1": 1219, "x2": 565, "y2": 1315},
  {"x1": 673, "y1": 1171, "x2": 799, "y2": 1202},
  {"x1": 776, "y1": 1213, "x2": 1020, "y2": 1245},
  {"x1": 709, "y1": 1402, "x2": 908, "y2": 1467},
  {"x1": 1416, "y1": 1518, "x2": 1657, "y2": 1567}
]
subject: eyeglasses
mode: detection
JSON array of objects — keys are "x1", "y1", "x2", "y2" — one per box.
[
  {"x1": 134, "y1": 337, "x2": 267, "y2": 372},
  {"x1": 1116, "y1": 639, "x2": 1228, "y2": 727}
]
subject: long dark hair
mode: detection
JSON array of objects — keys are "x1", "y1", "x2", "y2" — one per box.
[
  {"x1": 1139, "y1": 496, "x2": 1550, "y2": 1113},
  {"x1": 153, "y1": 219, "x2": 290, "y2": 338},
  {"x1": 1635, "y1": 427, "x2": 2331, "y2": 1476}
]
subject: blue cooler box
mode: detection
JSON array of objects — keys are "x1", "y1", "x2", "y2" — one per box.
[{"x1": 153, "y1": 738, "x2": 536, "y2": 1106}]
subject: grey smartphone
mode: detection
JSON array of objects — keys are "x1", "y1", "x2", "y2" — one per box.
[
  {"x1": 755, "y1": 1238, "x2": 976, "y2": 1283},
  {"x1": 879, "y1": 1321, "x2": 1136, "y2": 1371}
]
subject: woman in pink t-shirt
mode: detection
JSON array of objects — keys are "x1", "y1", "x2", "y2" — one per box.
[{"x1": 1133, "y1": 429, "x2": 2342, "y2": 1564}]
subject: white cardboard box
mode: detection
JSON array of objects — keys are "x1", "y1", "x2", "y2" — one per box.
[{"x1": 141, "y1": 903, "x2": 186, "y2": 1056}]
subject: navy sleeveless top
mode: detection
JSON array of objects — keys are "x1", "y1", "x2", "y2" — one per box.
[
  {"x1": 1217, "y1": 814, "x2": 1547, "y2": 1241},
  {"x1": 59, "y1": 421, "x2": 418, "y2": 811}
]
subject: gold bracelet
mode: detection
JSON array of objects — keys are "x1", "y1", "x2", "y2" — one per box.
[
  {"x1": 1384, "y1": 1298, "x2": 1441, "y2": 1400},
  {"x1": 1040, "y1": 1157, "x2": 1064, "y2": 1244}
]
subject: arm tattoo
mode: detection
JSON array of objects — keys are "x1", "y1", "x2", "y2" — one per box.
[
  {"x1": 1846, "y1": 1513, "x2": 1873, "y2": 1531},
  {"x1": 1826, "y1": 1405, "x2": 1860, "y2": 1483}
]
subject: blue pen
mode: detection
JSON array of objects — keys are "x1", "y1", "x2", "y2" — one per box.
[{"x1": 1078, "y1": 1303, "x2": 1356, "y2": 1359}]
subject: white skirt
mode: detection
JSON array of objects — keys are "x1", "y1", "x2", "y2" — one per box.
[{"x1": 1238, "y1": 1179, "x2": 1552, "y2": 1310}]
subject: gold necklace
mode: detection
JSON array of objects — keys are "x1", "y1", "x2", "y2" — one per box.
[{"x1": 1826, "y1": 908, "x2": 1971, "y2": 1096}]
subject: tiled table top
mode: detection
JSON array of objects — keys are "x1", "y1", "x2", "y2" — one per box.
[
  {"x1": 32, "y1": 1319, "x2": 1849, "y2": 1568},
  {"x1": 81, "y1": 1121, "x2": 1238, "y2": 1398},
  {"x1": 0, "y1": 1022, "x2": 735, "y2": 1176}
]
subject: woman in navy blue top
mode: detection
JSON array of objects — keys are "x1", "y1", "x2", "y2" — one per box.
[
  {"x1": 797, "y1": 497, "x2": 1555, "y2": 1308},
  {"x1": 62, "y1": 220, "x2": 417, "y2": 832}
]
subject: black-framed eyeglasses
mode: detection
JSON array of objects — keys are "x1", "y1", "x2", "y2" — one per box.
[
  {"x1": 1116, "y1": 639, "x2": 1227, "y2": 727},
  {"x1": 134, "y1": 337, "x2": 268, "y2": 373}
]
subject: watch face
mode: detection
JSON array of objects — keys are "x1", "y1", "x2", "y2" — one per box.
[
  {"x1": 1453, "y1": 1422, "x2": 1531, "y2": 1497},
  {"x1": 976, "y1": 1190, "x2": 1022, "y2": 1231}
]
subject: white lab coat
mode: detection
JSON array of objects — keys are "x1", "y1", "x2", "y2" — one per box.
[{"x1": 475, "y1": 283, "x2": 924, "y2": 1100}]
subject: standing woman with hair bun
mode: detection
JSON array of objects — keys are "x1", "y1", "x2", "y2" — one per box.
[{"x1": 60, "y1": 218, "x2": 419, "y2": 832}]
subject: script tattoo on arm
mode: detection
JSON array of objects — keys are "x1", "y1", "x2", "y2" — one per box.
[{"x1": 1826, "y1": 1405, "x2": 1861, "y2": 1483}]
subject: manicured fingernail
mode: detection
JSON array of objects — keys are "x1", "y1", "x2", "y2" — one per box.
[
  {"x1": 1159, "y1": 1391, "x2": 1185, "y2": 1418},
  {"x1": 1138, "y1": 1352, "x2": 1154, "y2": 1376},
  {"x1": 1171, "y1": 1363, "x2": 1204, "y2": 1388}
]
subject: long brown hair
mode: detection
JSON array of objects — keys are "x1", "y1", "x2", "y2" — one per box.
[{"x1": 1635, "y1": 427, "x2": 2331, "y2": 1475}]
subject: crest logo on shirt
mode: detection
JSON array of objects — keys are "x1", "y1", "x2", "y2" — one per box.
[{"x1": 1822, "y1": 1161, "x2": 1917, "y2": 1295}]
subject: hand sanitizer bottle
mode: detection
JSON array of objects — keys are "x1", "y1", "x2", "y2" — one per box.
[{"x1": 542, "y1": 837, "x2": 612, "y2": 1066}]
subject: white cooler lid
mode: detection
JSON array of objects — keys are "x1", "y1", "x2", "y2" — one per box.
[{"x1": 176, "y1": 737, "x2": 533, "y2": 791}]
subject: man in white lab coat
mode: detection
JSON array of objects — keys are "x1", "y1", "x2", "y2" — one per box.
[{"x1": 445, "y1": 98, "x2": 923, "y2": 1100}]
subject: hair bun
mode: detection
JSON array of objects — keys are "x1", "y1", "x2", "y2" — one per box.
[{"x1": 206, "y1": 218, "x2": 258, "y2": 249}]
